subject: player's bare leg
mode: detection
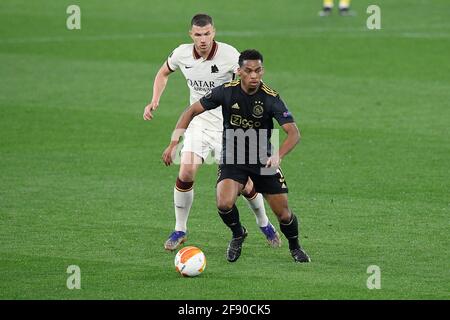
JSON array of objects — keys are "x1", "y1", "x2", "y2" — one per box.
[
  {"x1": 264, "y1": 193, "x2": 311, "y2": 263},
  {"x1": 241, "y1": 178, "x2": 281, "y2": 247},
  {"x1": 216, "y1": 178, "x2": 248, "y2": 262},
  {"x1": 164, "y1": 151, "x2": 203, "y2": 251}
]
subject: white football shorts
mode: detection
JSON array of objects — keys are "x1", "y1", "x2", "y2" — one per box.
[{"x1": 181, "y1": 126, "x2": 222, "y2": 163}]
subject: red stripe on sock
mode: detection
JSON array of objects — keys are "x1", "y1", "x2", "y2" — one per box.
[
  {"x1": 243, "y1": 187, "x2": 257, "y2": 200},
  {"x1": 176, "y1": 178, "x2": 194, "y2": 192}
]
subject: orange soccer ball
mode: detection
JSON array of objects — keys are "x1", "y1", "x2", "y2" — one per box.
[{"x1": 174, "y1": 246, "x2": 206, "y2": 277}]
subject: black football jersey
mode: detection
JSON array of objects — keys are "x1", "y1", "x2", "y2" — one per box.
[{"x1": 199, "y1": 80, "x2": 295, "y2": 166}]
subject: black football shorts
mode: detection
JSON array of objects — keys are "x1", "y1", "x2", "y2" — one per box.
[{"x1": 217, "y1": 164, "x2": 288, "y2": 194}]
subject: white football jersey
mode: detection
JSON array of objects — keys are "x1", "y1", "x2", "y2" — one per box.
[{"x1": 167, "y1": 41, "x2": 239, "y2": 131}]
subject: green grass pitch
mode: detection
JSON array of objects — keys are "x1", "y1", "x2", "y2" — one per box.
[{"x1": 0, "y1": 0, "x2": 449, "y2": 299}]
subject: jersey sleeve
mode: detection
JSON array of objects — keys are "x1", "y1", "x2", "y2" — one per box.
[
  {"x1": 166, "y1": 46, "x2": 181, "y2": 72},
  {"x1": 231, "y1": 47, "x2": 240, "y2": 74},
  {"x1": 199, "y1": 85, "x2": 225, "y2": 110},
  {"x1": 271, "y1": 95, "x2": 295, "y2": 125}
]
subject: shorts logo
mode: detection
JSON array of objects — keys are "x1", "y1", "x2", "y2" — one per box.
[
  {"x1": 277, "y1": 168, "x2": 287, "y2": 188},
  {"x1": 253, "y1": 101, "x2": 264, "y2": 119}
]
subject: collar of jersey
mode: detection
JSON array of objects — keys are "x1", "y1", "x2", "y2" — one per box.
[
  {"x1": 193, "y1": 40, "x2": 218, "y2": 60},
  {"x1": 239, "y1": 81, "x2": 263, "y2": 96}
]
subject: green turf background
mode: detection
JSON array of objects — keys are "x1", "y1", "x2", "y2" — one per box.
[{"x1": 0, "y1": 0, "x2": 449, "y2": 299}]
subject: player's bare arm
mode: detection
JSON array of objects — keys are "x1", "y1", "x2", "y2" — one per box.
[
  {"x1": 265, "y1": 122, "x2": 300, "y2": 168},
  {"x1": 162, "y1": 101, "x2": 206, "y2": 166},
  {"x1": 143, "y1": 62, "x2": 173, "y2": 120}
]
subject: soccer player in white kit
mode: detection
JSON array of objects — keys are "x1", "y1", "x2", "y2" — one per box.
[{"x1": 143, "y1": 14, "x2": 280, "y2": 251}]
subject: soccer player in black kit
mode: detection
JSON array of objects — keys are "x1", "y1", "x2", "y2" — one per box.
[{"x1": 163, "y1": 49, "x2": 310, "y2": 263}]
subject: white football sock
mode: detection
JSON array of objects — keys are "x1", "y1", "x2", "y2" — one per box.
[
  {"x1": 245, "y1": 193, "x2": 269, "y2": 227},
  {"x1": 174, "y1": 187, "x2": 194, "y2": 232}
]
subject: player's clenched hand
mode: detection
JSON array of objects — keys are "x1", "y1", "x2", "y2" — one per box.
[
  {"x1": 162, "y1": 143, "x2": 177, "y2": 166},
  {"x1": 143, "y1": 101, "x2": 159, "y2": 120},
  {"x1": 265, "y1": 155, "x2": 281, "y2": 168}
]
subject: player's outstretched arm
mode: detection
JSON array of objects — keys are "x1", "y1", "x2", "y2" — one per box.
[
  {"x1": 174, "y1": 101, "x2": 206, "y2": 131},
  {"x1": 143, "y1": 62, "x2": 172, "y2": 121},
  {"x1": 265, "y1": 123, "x2": 301, "y2": 168},
  {"x1": 162, "y1": 101, "x2": 206, "y2": 166}
]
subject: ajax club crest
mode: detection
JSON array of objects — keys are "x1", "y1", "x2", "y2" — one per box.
[{"x1": 253, "y1": 101, "x2": 264, "y2": 118}]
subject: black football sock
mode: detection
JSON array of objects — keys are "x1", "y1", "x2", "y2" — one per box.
[
  {"x1": 218, "y1": 205, "x2": 244, "y2": 238},
  {"x1": 279, "y1": 213, "x2": 301, "y2": 250}
]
